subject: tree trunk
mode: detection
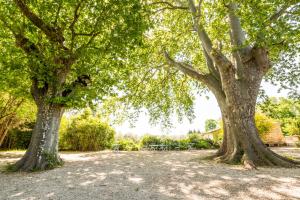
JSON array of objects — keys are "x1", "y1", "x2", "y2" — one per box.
[
  {"x1": 215, "y1": 99, "x2": 299, "y2": 169},
  {"x1": 13, "y1": 103, "x2": 64, "y2": 171}
]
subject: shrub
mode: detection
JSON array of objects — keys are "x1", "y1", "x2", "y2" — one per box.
[
  {"x1": 117, "y1": 138, "x2": 140, "y2": 151},
  {"x1": 255, "y1": 112, "x2": 274, "y2": 137},
  {"x1": 1, "y1": 122, "x2": 34, "y2": 149},
  {"x1": 59, "y1": 110, "x2": 115, "y2": 151},
  {"x1": 140, "y1": 135, "x2": 161, "y2": 147}
]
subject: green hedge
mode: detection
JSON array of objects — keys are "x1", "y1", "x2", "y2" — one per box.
[
  {"x1": 138, "y1": 133, "x2": 219, "y2": 150},
  {"x1": 117, "y1": 138, "x2": 140, "y2": 151},
  {"x1": 59, "y1": 111, "x2": 115, "y2": 151}
]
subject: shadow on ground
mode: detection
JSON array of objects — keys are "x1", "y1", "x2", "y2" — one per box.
[{"x1": 0, "y1": 148, "x2": 300, "y2": 200}]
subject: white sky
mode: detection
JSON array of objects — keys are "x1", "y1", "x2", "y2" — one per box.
[{"x1": 113, "y1": 81, "x2": 289, "y2": 136}]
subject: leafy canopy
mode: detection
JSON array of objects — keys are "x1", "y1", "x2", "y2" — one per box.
[
  {"x1": 0, "y1": 0, "x2": 149, "y2": 107},
  {"x1": 119, "y1": 0, "x2": 299, "y2": 124}
]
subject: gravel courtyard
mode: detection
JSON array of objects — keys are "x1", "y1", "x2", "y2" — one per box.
[{"x1": 0, "y1": 148, "x2": 300, "y2": 200}]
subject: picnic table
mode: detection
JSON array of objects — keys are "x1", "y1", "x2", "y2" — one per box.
[
  {"x1": 149, "y1": 144, "x2": 168, "y2": 151},
  {"x1": 112, "y1": 144, "x2": 120, "y2": 152}
]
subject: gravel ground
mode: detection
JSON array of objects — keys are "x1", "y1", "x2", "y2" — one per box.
[{"x1": 0, "y1": 147, "x2": 300, "y2": 200}]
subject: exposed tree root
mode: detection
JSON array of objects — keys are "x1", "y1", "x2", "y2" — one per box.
[{"x1": 9, "y1": 152, "x2": 63, "y2": 172}]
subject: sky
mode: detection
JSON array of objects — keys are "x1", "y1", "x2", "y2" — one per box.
[{"x1": 113, "y1": 81, "x2": 289, "y2": 136}]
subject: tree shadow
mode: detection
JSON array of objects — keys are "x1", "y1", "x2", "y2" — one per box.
[{"x1": 0, "y1": 148, "x2": 299, "y2": 200}]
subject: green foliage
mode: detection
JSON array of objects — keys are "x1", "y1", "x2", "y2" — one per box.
[
  {"x1": 0, "y1": 0, "x2": 149, "y2": 108},
  {"x1": 187, "y1": 133, "x2": 218, "y2": 149},
  {"x1": 1, "y1": 122, "x2": 34, "y2": 150},
  {"x1": 140, "y1": 135, "x2": 161, "y2": 147},
  {"x1": 117, "y1": 0, "x2": 299, "y2": 125},
  {"x1": 0, "y1": 92, "x2": 36, "y2": 150},
  {"x1": 212, "y1": 129, "x2": 223, "y2": 144},
  {"x1": 258, "y1": 97, "x2": 300, "y2": 136},
  {"x1": 205, "y1": 119, "x2": 218, "y2": 132},
  {"x1": 255, "y1": 113, "x2": 274, "y2": 137},
  {"x1": 117, "y1": 138, "x2": 140, "y2": 151},
  {"x1": 139, "y1": 133, "x2": 218, "y2": 150},
  {"x1": 59, "y1": 110, "x2": 115, "y2": 151}
]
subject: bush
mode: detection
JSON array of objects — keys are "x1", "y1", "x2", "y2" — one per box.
[
  {"x1": 255, "y1": 112, "x2": 274, "y2": 137},
  {"x1": 1, "y1": 122, "x2": 34, "y2": 149},
  {"x1": 140, "y1": 135, "x2": 161, "y2": 147},
  {"x1": 117, "y1": 138, "x2": 140, "y2": 151},
  {"x1": 139, "y1": 134, "x2": 218, "y2": 150},
  {"x1": 59, "y1": 110, "x2": 115, "y2": 151},
  {"x1": 187, "y1": 133, "x2": 218, "y2": 149}
]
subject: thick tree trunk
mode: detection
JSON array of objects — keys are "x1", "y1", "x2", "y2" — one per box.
[
  {"x1": 215, "y1": 100, "x2": 299, "y2": 169},
  {"x1": 13, "y1": 103, "x2": 64, "y2": 171}
]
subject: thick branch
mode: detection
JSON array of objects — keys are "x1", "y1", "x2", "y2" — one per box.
[
  {"x1": 164, "y1": 51, "x2": 226, "y2": 103},
  {"x1": 203, "y1": 48, "x2": 220, "y2": 80},
  {"x1": 164, "y1": 51, "x2": 209, "y2": 83},
  {"x1": 228, "y1": 3, "x2": 245, "y2": 48},
  {"x1": 188, "y1": 0, "x2": 212, "y2": 53},
  {"x1": 14, "y1": 0, "x2": 65, "y2": 45}
]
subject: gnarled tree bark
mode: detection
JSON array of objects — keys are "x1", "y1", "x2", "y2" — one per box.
[
  {"x1": 14, "y1": 103, "x2": 64, "y2": 171},
  {"x1": 164, "y1": 0, "x2": 299, "y2": 169}
]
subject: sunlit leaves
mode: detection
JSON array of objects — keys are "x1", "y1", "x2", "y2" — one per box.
[{"x1": 0, "y1": 0, "x2": 149, "y2": 107}]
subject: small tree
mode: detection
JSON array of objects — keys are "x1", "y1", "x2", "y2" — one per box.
[{"x1": 205, "y1": 119, "x2": 218, "y2": 132}]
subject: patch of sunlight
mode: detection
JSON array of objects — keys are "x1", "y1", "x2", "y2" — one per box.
[
  {"x1": 109, "y1": 170, "x2": 124, "y2": 175},
  {"x1": 46, "y1": 192, "x2": 55, "y2": 197},
  {"x1": 204, "y1": 180, "x2": 225, "y2": 188},
  {"x1": 239, "y1": 177, "x2": 259, "y2": 183},
  {"x1": 158, "y1": 185, "x2": 176, "y2": 197},
  {"x1": 271, "y1": 185, "x2": 300, "y2": 198},
  {"x1": 10, "y1": 192, "x2": 24, "y2": 197},
  {"x1": 185, "y1": 172, "x2": 196, "y2": 178},
  {"x1": 220, "y1": 176, "x2": 233, "y2": 180},
  {"x1": 248, "y1": 187, "x2": 283, "y2": 200},
  {"x1": 178, "y1": 183, "x2": 194, "y2": 194},
  {"x1": 60, "y1": 154, "x2": 95, "y2": 161},
  {"x1": 128, "y1": 177, "x2": 144, "y2": 184},
  {"x1": 186, "y1": 194, "x2": 203, "y2": 200},
  {"x1": 80, "y1": 180, "x2": 94, "y2": 186},
  {"x1": 203, "y1": 187, "x2": 230, "y2": 196}
]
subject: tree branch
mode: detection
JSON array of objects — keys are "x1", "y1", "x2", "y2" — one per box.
[
  {"x1": 187, "y1": 0, "x2": 232, "y2": 72},
  {"x1": 14, "y1": 0, "x2": 65, "y2": 46},
  {"x1": 70, "y1": 0, "x2": 84, "y2": 50},
  {"x1": 163, "y1": 51, "x2": 209, "y2": 83},
  {"x1": 227, "y1": 3, "x2": 245, "y2": 47},
  {"x1": 203, "y1": 47, "x2": 220, "y2": 80}
]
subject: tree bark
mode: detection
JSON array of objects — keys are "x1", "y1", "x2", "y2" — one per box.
[
  {"x1": 13, "y1": 103, "x2": 64, "y2": 171},
  {"x1": 214, "y1": 96, "x2": 299, "y2": 169}
]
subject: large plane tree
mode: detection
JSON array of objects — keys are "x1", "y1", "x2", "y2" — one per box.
[
  {"x1": 0, "y1": 0, "x2": 148, "y2": 171},
  {"x1": 124, "y1": 0, "x2": 299, "y2": 168}
]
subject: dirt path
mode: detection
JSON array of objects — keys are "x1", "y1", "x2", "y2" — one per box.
[{"x1": 0, "y1": 148, "x2": 300, "y2": 200}]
